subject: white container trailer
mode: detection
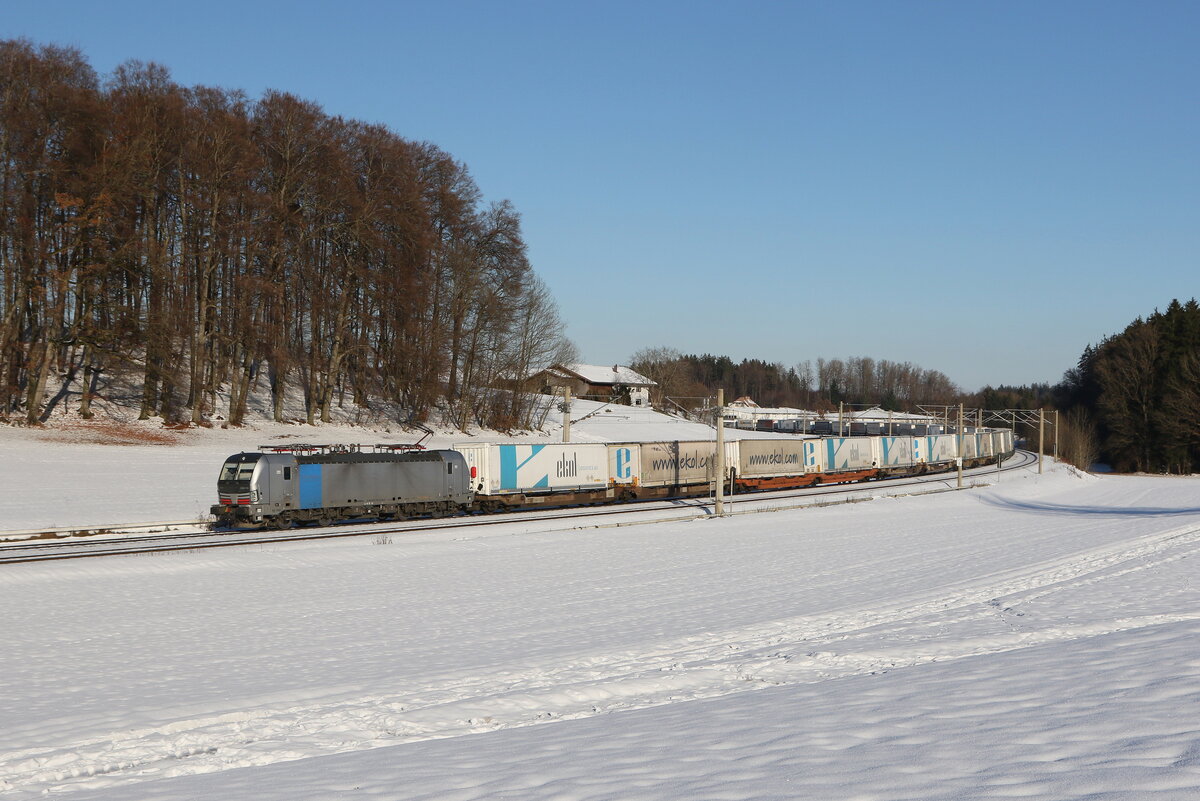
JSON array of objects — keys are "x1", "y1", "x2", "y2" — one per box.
[
  {"x1": 914, "y1": 434, "x2": 958, "y2": 464},
  {"x1": 878, "y1": 436, "x2": 916, "y2": 469},
  {"x1": 454, "y1": 443, "x2": 609, "y2": 497},
  {"x1": 821, "y1": 437, "x2": 876, "y2": 471},
  {"x1": 737, "y1": 439, "x2": 807, "y2": 478},
  {"x1": 637, "y1": 441, "x2": 725, "y2": 488}
]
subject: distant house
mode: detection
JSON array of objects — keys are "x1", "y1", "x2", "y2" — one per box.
[
  {"x1": 528, "y1": 363, "x2": 657, "y2": 407},
  {"x1": 723, "y1": 397, "x2": 807, "y2": 427}
]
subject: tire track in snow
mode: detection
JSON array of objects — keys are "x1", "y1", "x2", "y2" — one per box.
[{"x1": 6, "y1": 522, "x2": 1200, "y2": 797}]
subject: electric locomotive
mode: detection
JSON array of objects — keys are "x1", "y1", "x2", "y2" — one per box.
[{"x1": 211, "y1": 444, "x2": 471, "y2": 529}]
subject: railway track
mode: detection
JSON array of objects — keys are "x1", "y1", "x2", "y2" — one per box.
[{"x1": 0, "y1": 450, "x2": 1040, "y2": 565}]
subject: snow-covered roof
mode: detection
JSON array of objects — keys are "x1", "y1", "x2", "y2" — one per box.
[
  {"x1": 550, "y1": 364, "x2": 657, "y2": 387},
  {"x1": 725, "y1": 406, "x2": 806, "y2": 417},
  {"x1": 847, "y1": 407, "x2": 931, "y2": 421},
  {"x1": 723, "y1": 405, "x2": 943, "y2": 421}
]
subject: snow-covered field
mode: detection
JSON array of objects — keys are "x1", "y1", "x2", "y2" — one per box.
[{"x1": 2, "y1": 407, "x2": 1200, "y2": 799}]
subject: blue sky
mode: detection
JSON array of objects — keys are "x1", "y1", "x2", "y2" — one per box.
[{"x1": 7, "y1": 1, "x2": 1197, "y2": 391}]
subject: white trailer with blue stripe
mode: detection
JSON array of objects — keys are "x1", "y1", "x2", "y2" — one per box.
[
  {"x1": 822, "y1": 437, "x2": 876, "y2": 471},
  {"x1": 454, "y1": 443, "x2": 612, "y2": 509},
  {"x1": 914, "y1": 434, "x2": 959, "y2": 465},
  {"x1": 878, "y1": 436, "x2": 916, "y2": 474}
]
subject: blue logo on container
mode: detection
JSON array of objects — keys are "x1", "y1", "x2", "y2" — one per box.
[
  {"x1": 803, "y1": 441, "x2": 819, "y2": 468},
  {"x1": 615, "y1": 447, "x2": 632, "y2": 479},
  {"x1": 499, "y1": 445, "x2": 548, "y2": 489}
]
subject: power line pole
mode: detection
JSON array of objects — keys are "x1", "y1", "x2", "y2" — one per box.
[
  {"x1": 562, "y1": 387, "x2": 571, "y2": 443},
  {"x1": 1038, "y1": 408, "x2": 1044, "y2": 474},
  {"x1": 957, "y1": 402, "x2": 964, "y2": 488},
  {"x1": 715, "y1": 389, "x2": 725, "y2": 516},
  {"x1": 1054, "y1": 410, "x2": 1059, "y2": 462}
]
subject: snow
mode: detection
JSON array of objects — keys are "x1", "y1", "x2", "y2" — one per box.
[{"x1": 2, "y1": 409, "x2": 1200, "y2": 799}]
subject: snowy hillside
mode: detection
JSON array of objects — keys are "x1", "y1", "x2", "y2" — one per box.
[{"x1": 2, "y1": 428, "x2": 1199, "y2": 798}]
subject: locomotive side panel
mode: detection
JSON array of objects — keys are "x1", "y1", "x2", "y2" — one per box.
[
  {"x1": 298, "y1": 463, "x2": 324, "y2": 509},
  {"x1": 391, "y1": 457, "x2": 449, "y2": 502},
  {"x1": 441, "y1": 451, "x2": 473, "y2": 503},
  {"x1": 326, "y1": 462, "x2": 394, "y2": 506},
  {"x1": 295, "y1": 452, "x2": 469, "y2": 510}
]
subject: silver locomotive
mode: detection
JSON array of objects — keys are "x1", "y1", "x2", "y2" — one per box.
[{"x1": 211, "y1": 444, "x2": 472, "y2": 529}]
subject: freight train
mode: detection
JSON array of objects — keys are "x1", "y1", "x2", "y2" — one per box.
[{"x1": 211, "y1": 429, "x2": 1015, "y2": 529}]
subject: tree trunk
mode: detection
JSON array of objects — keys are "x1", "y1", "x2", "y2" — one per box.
[
  {"x1": 25, "y1": 339, "x2": 52, "y2": 425},
  {"x1": 79, "y1": 347, "x2": 99, "y2": 419}
]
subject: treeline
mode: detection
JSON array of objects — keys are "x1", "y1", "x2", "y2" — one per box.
[
  {"x1": 1055, "y1": 299, "x2": 1200, "y2": 473},
  {"x1": 630, "y1": 347, "x2": 962, "y2": 411},
  {"x1": 0, "y1": 40, "x2": 573, "y2": 429},
  {"x1": 971, "y1": 299, "x2": 1200, "y2": 472},
  {"x1": 974, "y1": 383, "x2": 1054, "y2": 411}
]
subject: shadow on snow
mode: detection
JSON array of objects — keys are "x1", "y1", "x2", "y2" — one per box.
[{"x1": 978, "y1": 496, "x2": 1200, "y2": 518}]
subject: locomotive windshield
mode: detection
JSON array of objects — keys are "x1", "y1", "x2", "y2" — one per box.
[{"x1": 218, "y1": 453, "x2": 260, "y2": 492}]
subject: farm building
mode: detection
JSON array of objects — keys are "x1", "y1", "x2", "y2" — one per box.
[{"x1": 528, "y1": 364, "x2": 657, "y2": 407}]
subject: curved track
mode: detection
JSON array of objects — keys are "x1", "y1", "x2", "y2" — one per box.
[{"x1": 0, "y1": 450, "x2": 1039, "y2": 565}]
